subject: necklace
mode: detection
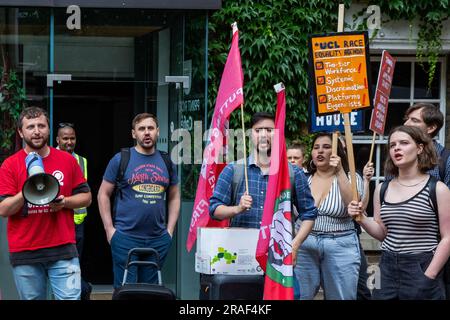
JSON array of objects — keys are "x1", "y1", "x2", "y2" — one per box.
[{"x1": 396, "y1": 176, "x2": 427, "y2": 187}]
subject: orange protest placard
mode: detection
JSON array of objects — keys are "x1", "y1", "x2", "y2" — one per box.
[{"x1": 309, "y1": 31, "x2": 373, "y2": 115}]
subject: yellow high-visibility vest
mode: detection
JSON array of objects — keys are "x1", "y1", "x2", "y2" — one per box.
[{"x1": 73, "y1": 153, "x2": 88, "y2": 225}]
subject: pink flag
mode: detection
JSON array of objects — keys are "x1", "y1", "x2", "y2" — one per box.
[
  {"x1": 255, "y1": 83, "x2": 294, "y2": 300},
  {"x1": 186, "y1": 23, "x2": 244, "y2": 252}
]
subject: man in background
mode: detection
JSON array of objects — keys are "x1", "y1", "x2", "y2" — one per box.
[
  {"x1": 56, "y1": 122, "x2": 92, "y2": 300},
  {"x1": 287, "y1": 141, "x2": 306, "y2": 170}
]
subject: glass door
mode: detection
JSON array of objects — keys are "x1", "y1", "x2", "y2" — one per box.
[
  {"x1": 0, "y1": 7, "x2": 51, "y2": 299},
  {"x1": 50, "y1": 8, "x2": 184, "y2": 294}
]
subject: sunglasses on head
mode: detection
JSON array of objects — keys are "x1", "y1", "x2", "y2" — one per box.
[{"x1": 58, "y1": 122, "x2": 74, "y2": 129}]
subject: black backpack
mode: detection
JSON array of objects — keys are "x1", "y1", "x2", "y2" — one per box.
[{"x1": 112, "y1": 148, "x2": 174, "y2": 223}]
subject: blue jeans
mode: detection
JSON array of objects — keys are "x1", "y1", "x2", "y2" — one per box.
[
  {"x1": 373, "y1": 250, "x2": 445, "y2": 300},
  {"x1": 12, "y1": 257, "x2": 81, "y2": 300},
  {"x1": 111, "y1": 230, "x2": 172, "y2": 288},
  {"x1": 295, "y1": 230, "x2": 360, "y2": 300}
]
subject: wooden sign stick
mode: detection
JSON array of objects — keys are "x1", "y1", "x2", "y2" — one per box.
[
  {"x1": 337, "y1": 3, "x2": 360, "y2": 220},
  {"x1": 368, "y1": 131, "x2": 376, "y2": 164},
  {"x1": 332, "y1": 131, "x2": 339, "y2": 155}
]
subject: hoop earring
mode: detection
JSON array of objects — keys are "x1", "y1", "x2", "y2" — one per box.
[{"x1": 309, "y1": 160, "x2": 316, "y2": 170}]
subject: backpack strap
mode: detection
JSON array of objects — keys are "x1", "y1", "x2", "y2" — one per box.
[
  {"x1": 379, "y1": 178, "x2": 392, "y2": 205},
  {"x1": 288, "y1": 163, "x2": 298, "y2": 218},
  {"x1": 116, "y1": 147, "x2": 131, "y2": 199},
  {"x1": 159, "y1": 150, "x2": 174, "y2": 187},
  {"x1": 428, "y1": 175, "x2": 439, "y2": 224},
  {"x1": 439, "y1": 148, "x2": 450, "y2": 182},
  {"x1": 112, "y1": 147, "x2": 131, "y2": 224},
  {"x1": 426, "y1": 176, "x2": 441, "y2": 241},
  {"x1": 232, "y1": 159, "x2": 246, "y2": 205},
  {"x1": 159, "y1": 150, "x2": 176, "y2": 224}
]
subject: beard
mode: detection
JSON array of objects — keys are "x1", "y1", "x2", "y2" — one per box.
[
  {"x1": 23, "y1": 135, "x2": 48, "y2": 150},
  {"x1": 137, "y1": 137, "x2": 155, "y2": 150},
  {"x1": 257, "y1": 140, "x2": 271, "y2": 156},
  {"x1": 257, "y1": 142, "x2": 271, "y2": 167}
]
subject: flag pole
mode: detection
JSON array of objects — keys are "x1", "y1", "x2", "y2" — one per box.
[
  {"x1": 240, "y1": 103, "x2": 249, "y2": 194},
  {"x1": 232, "y1": 21, "x2": 249, "y2": 194}
]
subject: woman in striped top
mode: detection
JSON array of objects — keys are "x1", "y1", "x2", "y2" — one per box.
[
  {"x1": 294, "y1": 132, "x2": 364, "y2": 300},
  {"x1": 348, "y1": 125, "x2": 450, "y2": 300}
]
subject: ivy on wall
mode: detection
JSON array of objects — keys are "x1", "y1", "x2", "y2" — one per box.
[
  {"x1": 0, "y1": 66, "x2": 27, "y2": 160},
  {"x1": 208, "y1": 0, "x2": 352, "y2": 143},
  {"x1": 368, "y1": 1, "x2": 448, "y2": 90},
  {"x1": 208, "y1": 0, "x2": 448, "y2": 144}
]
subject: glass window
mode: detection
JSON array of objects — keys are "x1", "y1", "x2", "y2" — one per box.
[
  {"x1": 1, "y1": 8, "x2": 49, "y2": 107},
  {"x1": 389, "y1": 62, "x2": 411, "y2": 99},
  {"x1": 414, "y1": 62, "x2": 440, "y2": 99},
  {"x1": 1, "y1": 7, "x2": 50, "y2": 162}
]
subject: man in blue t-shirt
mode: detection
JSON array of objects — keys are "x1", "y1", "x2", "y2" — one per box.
[{"x1": 98, "y1": 113, "x2": 180, "y2": 288}]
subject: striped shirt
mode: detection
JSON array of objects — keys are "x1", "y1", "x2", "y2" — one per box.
[
  {"x1": 380, "y1": 178, "x2": 438, "y2": 254},
  {"x1": 309, "y1": 173, "x2": 364, "y2": 233}
]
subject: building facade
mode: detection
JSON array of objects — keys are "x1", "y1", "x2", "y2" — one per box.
[
  {"x1": 0, "y1": 0, "x2": 220, "y2": 300},
  {"x1": 1, "y1": 1, "x2": 450, "y2": 300}
]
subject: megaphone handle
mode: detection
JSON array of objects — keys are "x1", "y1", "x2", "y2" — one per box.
[
  {"x1": 26, "y1": 155, "x2": 39, "y2": 174},
  {"x1": 21, "y1": 201, "x2": 29, "y2": 218}
]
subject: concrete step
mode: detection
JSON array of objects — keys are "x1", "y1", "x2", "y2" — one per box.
[{"x1": 90, "y1": 285, "x2": 113, "y2": 300}]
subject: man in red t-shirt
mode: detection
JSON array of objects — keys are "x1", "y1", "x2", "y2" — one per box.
[{"x1": 0, "y1": 107, "x2": 92, "y2": 300}]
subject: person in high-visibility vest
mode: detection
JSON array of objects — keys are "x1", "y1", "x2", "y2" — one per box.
[{"x1": 56, "y1": 122, "x2": 92, "y2": 300}]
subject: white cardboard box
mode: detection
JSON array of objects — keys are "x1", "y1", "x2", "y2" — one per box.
[{"x1": 195, "y1": 227, "x2": 263, "y2": 275}]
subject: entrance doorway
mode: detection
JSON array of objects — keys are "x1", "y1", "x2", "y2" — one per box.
[
  {"x1": 1, "y1": 6, "x2": 208, "y2": 299},
  {"x1": 50, "y1": 8, "x2": 185, "y2": 287},
  {"x1": 53, "y1": 80, "x2": 134, "y2": 283}
]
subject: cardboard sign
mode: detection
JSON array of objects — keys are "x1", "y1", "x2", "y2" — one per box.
[
  {"x1": 195, "y1": 228, "x2": 263, "y2": 275},
  {"x1": 370, "y1": 50, "x2": 396, "y2": 135},
  {"x1": 309, "y1": 31, "x2": 373, "y2": 115}
]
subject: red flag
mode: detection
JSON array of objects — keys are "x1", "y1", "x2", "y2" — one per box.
[
  {"x1": 255, "y1": 83, "x2": 294, "y2": 300},
  {"x1": 186, "y1": 22, "x2": 244, "y2": 252}
]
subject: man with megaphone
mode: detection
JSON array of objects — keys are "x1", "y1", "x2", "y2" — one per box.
[{"x1": 0, "y1": 107, "x2": 92, "y2": 300}]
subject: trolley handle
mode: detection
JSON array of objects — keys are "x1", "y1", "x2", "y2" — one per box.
[
  {"x1": 122, "y1": 261, "x2": 162, "y2": 286},
  {"x1": 126, "y1": 248, "x2": 160, "y2": 266}
]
